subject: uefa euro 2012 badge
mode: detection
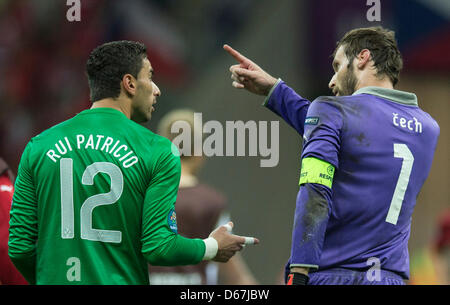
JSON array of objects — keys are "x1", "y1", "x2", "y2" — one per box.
[
  {"x1": 167, "y1": 208, "x2": 178, "y2": 233},
  {"x1": 305, "y1": 117, "x2": 319, "y2": 125}
]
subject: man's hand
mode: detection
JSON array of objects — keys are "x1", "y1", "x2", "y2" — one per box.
[
  {"x1": 210, "y1": 222, "x2": 259, "y2": 263},
  {"x1": 224, "y1": 44, "x2": 278, "y2": 96}
]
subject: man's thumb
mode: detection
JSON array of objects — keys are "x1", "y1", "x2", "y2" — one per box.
[{"x1": 223, "y1": 222, "x2": 233, "y2": 232}]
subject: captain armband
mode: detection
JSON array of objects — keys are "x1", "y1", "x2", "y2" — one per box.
[{"x1": 299, "y1": 157, "x2": 335, "y2": 189}]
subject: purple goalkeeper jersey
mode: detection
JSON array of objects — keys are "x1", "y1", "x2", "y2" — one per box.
[{"x1": 265, "y1": 81, "x2": 440, "y2": 279}]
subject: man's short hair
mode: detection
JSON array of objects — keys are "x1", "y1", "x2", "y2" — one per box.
[
  {"x1": 86, "y1": 40, "x2": 147, "y2": 102},
  {"x1": 334, "y1": 27, "x2": 403, "y2": 86}
]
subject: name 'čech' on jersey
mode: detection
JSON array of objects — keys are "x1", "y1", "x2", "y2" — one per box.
[{"x1": 301, "y1": 87, "x2": 440, "y2": 278}]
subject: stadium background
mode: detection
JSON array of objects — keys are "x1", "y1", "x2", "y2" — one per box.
[{"x1": 0, "y1": 0, "x2": 448, "y2": 284}]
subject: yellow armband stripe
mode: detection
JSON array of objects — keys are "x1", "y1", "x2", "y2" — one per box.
[{"x1": 299, "y1": 157, "x2": 335, "y2": 189}]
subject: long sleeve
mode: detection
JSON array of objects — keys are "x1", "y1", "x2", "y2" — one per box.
[
  {"x1": 141, "y1": 143, "x2": 205, "y2": 266},
  {"x1": 263, "y1": 79, "x2": 311, "y2": 136},
  {"x1": 288, "y1": 98, "x2": 343, "y2": 271},
  {"x1": 0, "y1": 169, "x2": 28, "y2": 285},
  {"x1": 8, "y1": 142, "x2": 38, "y2": 284},
  {"x1": 289, "y1": 183, "x2": 332, "y2": 269}
]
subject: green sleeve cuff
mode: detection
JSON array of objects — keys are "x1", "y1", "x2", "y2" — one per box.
[
  {"x1": 8, "y1": 253, "x2": 36, "y2": 284},
  {"x1": 262, "y1": 78, "x2": 283, "y2": 106},
  {"x1": 144, "y1": 235, "x2": 205, "y2": 266},
  {"x1": 299, "y1": 157, "x2": 335, "y2": 189}
]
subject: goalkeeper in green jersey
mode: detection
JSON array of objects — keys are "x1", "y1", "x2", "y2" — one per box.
[{"x1": 8, "y1": 41, "x2": 258, "y2": 285}]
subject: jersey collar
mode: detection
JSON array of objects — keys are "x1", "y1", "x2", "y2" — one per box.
[
  {"x1": 353, "y1": 86, "x2": 418, "y2": 106},
  {"x1": 79, "y1": 107, "x2": 129, "y2": 119}
]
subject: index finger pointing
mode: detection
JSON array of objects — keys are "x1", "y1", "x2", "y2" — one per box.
[{"x1": 223, "y1": 44, "x2": 250, "y2": 64}]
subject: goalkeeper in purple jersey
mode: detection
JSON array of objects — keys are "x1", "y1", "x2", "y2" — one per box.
[{"x1": 224, "y1": 27, "x2": 440, "y2": 285}]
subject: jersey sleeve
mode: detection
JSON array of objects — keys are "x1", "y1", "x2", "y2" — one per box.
[
  {"x1": 263, "y1": 79, "x2": 311, "y2": 136},
  {"x1": 141, "y1": 141, "x2": 205, "y2": 266},
  {"x1": 300, "y1": 98, "x2": 343, "y2": 167},
  {"x1": 0, "y1": 172, "x2": 28, "y2": 285},
  {"x1": 8, "y1": 141, "x2": 38, "y2": 284},
  {"x1": 289, "y1": 183, "x2": 333, "y2": 270},
  {"x1": 289, "y1": 98, "x2": 343, "y2": 270}
]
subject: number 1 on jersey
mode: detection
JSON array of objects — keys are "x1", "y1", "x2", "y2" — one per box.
[
  {"x1": 61, "y1": 158, "x2": 75, "y2": 239},
  {"x1": 386, "y1": 144, "x2": 414, "y2": 225}
]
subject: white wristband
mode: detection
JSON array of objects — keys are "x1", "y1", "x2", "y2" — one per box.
[{"x1": 202, "y1": 237, "x2": 218, "y2": 260}]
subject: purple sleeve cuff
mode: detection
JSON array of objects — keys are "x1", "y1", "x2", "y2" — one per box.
[{"x1": 262, "y1": 78, "x2": 283, "y2": 107}]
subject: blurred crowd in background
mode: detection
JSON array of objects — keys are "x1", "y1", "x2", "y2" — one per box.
[
  {"x1": 0, "y1": 0, "x2": 255, "y2": 171},
  {"x1": 0, "y1": 0, "x2": 448, "y2": 284}
]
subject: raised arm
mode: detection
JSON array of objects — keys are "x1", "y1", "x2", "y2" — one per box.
[{"x1": 224, "y1": 44, "x2": 311, "y2": 135}]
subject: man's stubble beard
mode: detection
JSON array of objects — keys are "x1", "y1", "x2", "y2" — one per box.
[{"x1": 339, "y1": 63, "x2": 358, "y2": 96}]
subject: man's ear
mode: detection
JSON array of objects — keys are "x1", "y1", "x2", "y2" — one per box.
[
  {"x1": 122, "y1": 74, "x2": 136, "y2": 96},
  {"x1": 356, "y1": 49, "x2": 372, "y2": 70}
]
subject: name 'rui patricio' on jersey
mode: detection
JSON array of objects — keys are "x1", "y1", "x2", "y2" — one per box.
[{"x1": 8, "y1": 108, "x2": 207, "y2": 284}]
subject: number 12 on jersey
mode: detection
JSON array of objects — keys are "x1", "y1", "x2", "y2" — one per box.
[{"x1": 60, "y1": 158, "x2": 123, "y2": 243}]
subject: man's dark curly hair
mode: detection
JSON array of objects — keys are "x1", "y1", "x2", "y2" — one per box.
[{"x1": 86, "y1": 40, "x2": 147, "y2": 102}]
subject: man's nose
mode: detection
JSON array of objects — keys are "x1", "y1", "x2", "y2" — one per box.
[
  {"x1": 153, "y1": 82, "x2": 161, "y2": 97},
  {"x1": 328, "y1": 74, "x2": 336, "y2": 90}
]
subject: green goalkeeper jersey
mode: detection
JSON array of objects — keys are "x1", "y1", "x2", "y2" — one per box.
[{"x1": 8, "y1": 107, "x2": 206, "y2": 285}]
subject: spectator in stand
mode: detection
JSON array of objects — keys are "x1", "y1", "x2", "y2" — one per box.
[{"x1": 409, "y1": 210, "x2": 450, "y2": 285}]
